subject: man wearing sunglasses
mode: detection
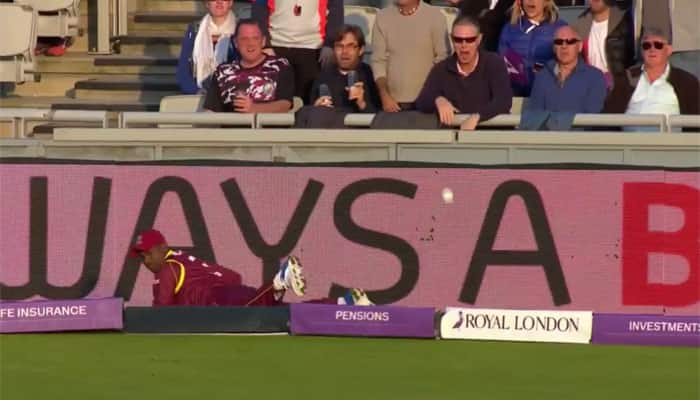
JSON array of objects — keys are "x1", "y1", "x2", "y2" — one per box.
[
  {"x1": 414, "y1": 16, "x2": 512, "y2": 130},
  {"x1": 526, "y1": 25, "x2": 607, "y2": 114},
  {"x1": 604, "y1": 28, "x2": 699, "y2": 123}
]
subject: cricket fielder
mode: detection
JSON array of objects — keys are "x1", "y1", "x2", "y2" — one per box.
[{"x1": 130, "y1": 229, "x2": 372, "y2": 306}]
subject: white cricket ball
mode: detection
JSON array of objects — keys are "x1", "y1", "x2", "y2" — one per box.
[{"x1": 442, "y1": 188, "x2": 454, "y2": 204}]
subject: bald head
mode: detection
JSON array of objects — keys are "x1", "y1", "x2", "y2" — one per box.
[
  {"x1": 553, "y1": 26, "x2": 582, "y2": 67},
  {"x1": 555, "y1": 26, "x2": 580, "y2": 41}
]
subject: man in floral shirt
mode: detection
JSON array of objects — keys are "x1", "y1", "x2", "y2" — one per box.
[{"x1": 204, "y1": 19, "x2": 295, "y2": 113}]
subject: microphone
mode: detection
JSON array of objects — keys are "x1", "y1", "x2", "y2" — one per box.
[
  {"x1": 347, "y1": 71, "x2": 357, "y2": 87},
  {"x1": 319, "y1": 83, "x2": 331, "y2": 98}
]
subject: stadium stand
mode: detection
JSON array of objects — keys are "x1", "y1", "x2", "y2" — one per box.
[
  {"x1": 0, "y1": 3, "x2": 37, "y2": 84},
  {"x1": 0, "y1": 0, "x2": 698, "y2": 141}
]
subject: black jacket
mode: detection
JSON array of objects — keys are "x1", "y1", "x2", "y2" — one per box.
[
  {"x1": 457, "y1": 0, "x2": 515, "y2": 52},
  {"x1": 604, "y1": 64, "x2": 700, "y2": 116},
  {"x1": 572, "y1": 6, "x2": 635, "y2": 77}
]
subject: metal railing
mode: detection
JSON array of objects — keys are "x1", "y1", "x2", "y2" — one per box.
[
  {"x1": 120, "y1": 112, "x2": 255, "y2": 128},
  {"x1": 2, "y1": 108, "x2": 698, "y2": 138},
  {"x1": 0, "y1": 108, "x2": 109, "y2": 138}
]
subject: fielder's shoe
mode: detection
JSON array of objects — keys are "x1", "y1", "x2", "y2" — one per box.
[
  {"x1": 337, "y1": 288, "x2": 374, "y2": 306},
  {"x1": 273, "y1": 256, "x2": 306, "y2": 296}
]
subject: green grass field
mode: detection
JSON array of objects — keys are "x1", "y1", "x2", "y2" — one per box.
[{"x1": 1, "y1": 334, "x2": 698, "y2": 400}]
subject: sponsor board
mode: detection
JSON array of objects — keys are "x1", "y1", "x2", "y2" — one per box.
[
  {"x1": 0, "y1": 298, "x2": 123, "y2": 333},
  {"x1": 290, "y1": 303, "x2": 435, "y2": 338},
  {"x1": 592, "y1": 314, "x2": 700, "y2": 347},
  {"x1": 1, "y1": 162, "x2": 698, "y2": 314},
  {"x1": 441, "y1": 307, "x2": 593, "y2": 344}
]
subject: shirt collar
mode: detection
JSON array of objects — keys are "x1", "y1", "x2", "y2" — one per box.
[
  {"x1": 641, "y1": 63, "x2": 671, "y2": 83},
  {"x1": 448, "y1": 52, "x2": 481, "y2": 76}
]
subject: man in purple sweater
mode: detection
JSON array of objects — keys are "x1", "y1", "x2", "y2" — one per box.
[{"x1": 415, "y1": 16, "x2": 512, "y2": 130}]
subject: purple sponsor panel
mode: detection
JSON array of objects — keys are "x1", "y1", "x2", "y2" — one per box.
[
  {"x1": 290, "y1": 303, "x2": 435, "y2": 338},
  {"x1": 592, "y1": 314, "x2": 700, "y2": 347},
  {"x1": 0, "y1": 298, "x2": 123, "y2": 333}
]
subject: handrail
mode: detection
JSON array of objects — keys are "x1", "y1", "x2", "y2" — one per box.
[
  {"x1": 453, "y1": 113, "x2": 667, "y2": 130},
  {"x1": 0, "y1": 108, "x2": 109, "y2": 138},
  {"x1": 53, "y1": 128, "x2": 456, "y2": 143},
  {"x1": 120, "y1": 112, "x2": 255, "y2": 128},
  {"x1": 668, "y1": 115, "x2": 700, "y2": 130}
]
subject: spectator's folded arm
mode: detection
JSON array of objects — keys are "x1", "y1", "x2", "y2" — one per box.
[
  {"x1": 476, "y1": 56, "x2": 514, "y2": 121},
  {"x1": 414, "y1": 65, "x2": 443, "y2": 113},
  {"x1": 583, "y1": 71, "x2": 608, "y2": 114},
  {"x1": 370, "y1": 18, "x2": 388, "y2": 81}
]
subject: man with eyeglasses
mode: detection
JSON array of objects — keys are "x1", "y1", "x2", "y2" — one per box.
[
  {"x1": 604, "y1": 28, "x2": 699, "y2": 121},
  {"x1": 526, "y1": 25, "x2": 607, "y2": 114},
  {"x1": 414, "y1": 16, "x2": 511, "y2": 130},
  {"x1": 295, "y1": 25, "x2": 381, "y2": 128}
]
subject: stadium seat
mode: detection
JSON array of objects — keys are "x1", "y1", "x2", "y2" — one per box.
[
  {"x1": 344, "y1": 6, "x2": 378, "y2": 47},
  {"x1": 159, "y1": 95, "x2": 205, "y2": 113},
  {"x1": 557, "y1": 6, "x2": 586, "y2": 24},
  {"x1": 0, "y1": 4, "x2": 37, "y2": 83},
  {"x1": 14, "y1": 0, "x2": 80, "y2": 38}
]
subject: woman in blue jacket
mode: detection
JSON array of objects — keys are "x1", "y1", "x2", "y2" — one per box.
[
  {"x1": 176, "y1": 0, "x2": 239, "y2": 94},
  {"x1": 498, "y1": 0, "x2": 567, "y2": 96}
]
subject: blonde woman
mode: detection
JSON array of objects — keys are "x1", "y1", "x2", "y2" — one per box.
[
  {"x1": 498, "y1": 0, "x2": 567, "y2": 96},
  {"x1": 176, "y1": 0, "x2": 238, "y2": 94}
]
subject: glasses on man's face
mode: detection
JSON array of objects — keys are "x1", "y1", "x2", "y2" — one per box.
[
  {"x1": 642, "y1": 41, "x2": 666, "y2": 51},
  {"x1": 553, "y1": 38, "x2": 581, "y2": 46},
  {"x1": 334, "y1": 43, "x2": 359, "y2": 51},
  {"x1": 451, "y1": 35, "x2": 478, "y2": 45}
]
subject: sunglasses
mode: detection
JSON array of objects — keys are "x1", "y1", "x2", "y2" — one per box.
[
  {"x1": 642, "y1": 41, "x2": 666, "y2": 51},
  {"x1": 451, "y1": 35, "x2": 478, "y2": 44},
  {"x1": 553, "y1": 38, "x2": 580, "y2": 46}
]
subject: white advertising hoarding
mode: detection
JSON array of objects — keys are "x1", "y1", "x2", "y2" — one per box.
[{"x1": 440, "y1": 308, "x2": 593, "y2": 344}]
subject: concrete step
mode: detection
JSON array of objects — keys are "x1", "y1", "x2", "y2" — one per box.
[
  {"x1": 128, "y1": 11, "x2": 199, "y2": 32},
  {"x1": 128, "y1": 0, "x2": 208, "y2": 12},
  {"x1": 72, "y1": 77, "x2": 179, "y2": 102},
  {"x1": 0, "y1": 96, "x2": 159, "y2": 112},
  {"x1": 115, "y1": 32, "x2": 183, "y2": 56},
  {"x1": 2, "y1": 74, "x2": 112, "y2": 97},
  {"x1": 37, "y1": 52, "x2": 176, "y2": 75}
]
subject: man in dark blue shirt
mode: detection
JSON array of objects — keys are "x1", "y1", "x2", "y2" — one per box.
[
  {"x1": 295, "y1": 25, "x2": 381, "y2": 128},
  {"x1": 527, "y1": 25, "x2": 608, "y2": 114}
]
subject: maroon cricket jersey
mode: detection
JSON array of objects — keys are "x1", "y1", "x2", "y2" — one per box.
[{"x1": 152, "y1": 250, "x2": 243, "y2": 306}]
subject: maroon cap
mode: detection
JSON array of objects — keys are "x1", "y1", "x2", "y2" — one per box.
[{"x1": 130, "y1": 229, "x2": 166, "y2": 257}]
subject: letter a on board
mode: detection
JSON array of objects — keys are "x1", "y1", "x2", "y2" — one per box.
[{"x1": 459, "y1": 180, "x2": 571, "y2": 306}]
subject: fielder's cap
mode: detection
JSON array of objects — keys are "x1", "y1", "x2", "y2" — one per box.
[{"x1": 130, "y1": 229, "x2": 166, "y2": 257}]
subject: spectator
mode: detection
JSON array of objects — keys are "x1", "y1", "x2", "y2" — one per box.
[
  {"x1": 415, "y1": 16, "x2": 512, "y2": 130},
  {"x1": 498, "y1": 0, "x2": 567, "y2": 96},
  {"x1": 177, "y1": 0, "x2": 238, "y2": 95},
  {"x1": 252, "y1": 0, "x2": 343, "y2": 103},
  {"x1": 527, "y1": 26, "x2": 607, "y2": 113},
  {"x1": 604, "y1": 28, "x2": 700, "y2": 118},
  {"x1": 372, "y1": 0, "x2": 449, "y2": 112},
  {"x1": 572, "y1": 0, "x2": 634, "y2": 85},
  {"x1": 295, "y1": 25, "x2": 381, "y2": 128},
  {"x1": 446, "y1": 0, "x2": 515, "y2": 52},
  {"x1": 633, "y1": 0, "x2": 700, "y2": 78},
  {"x1": 203, "y1": 19, "x2": 294, "y2": 113}
]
